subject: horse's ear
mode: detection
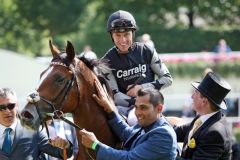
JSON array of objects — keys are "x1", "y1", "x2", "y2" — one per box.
[
  {"x1": 49, "y1": 40, "x2": 60, "y2": 58},
  {"x1": 66, "y1": 41, "x2": 75, "y2": 62}
]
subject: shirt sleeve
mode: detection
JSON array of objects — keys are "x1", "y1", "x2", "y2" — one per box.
[
  {"x1": 101, "y1": 60, "x2": 135, "y2": 107},
  {"x1": 38, "y1": 128, "x2": 73, "y2": 158},
  {"x1": 141, "y1": 49, "x2": 173, "y2": 90},
  {"x1": 96, "y1": 126, "x2": 177, "y2": 160}
]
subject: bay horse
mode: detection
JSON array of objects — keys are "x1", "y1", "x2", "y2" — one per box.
[{"x1": 20, "y1": 40, "x2": 119, "y2": 160}]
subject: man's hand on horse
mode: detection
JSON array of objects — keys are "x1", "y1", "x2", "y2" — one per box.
[
  {"x1": 93, "y1": 80, "x2": 115, "y2": 113},
  {"x1": 80, "y1": 129, "x2": 98, "y2": 149},
  {"x1": 49, "y1": 136, "x2": 70, "y2": 149}
]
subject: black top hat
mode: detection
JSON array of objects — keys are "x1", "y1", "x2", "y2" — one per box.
[{"x1": 191, "y1": 72, "x2": 231, "y2": 110}]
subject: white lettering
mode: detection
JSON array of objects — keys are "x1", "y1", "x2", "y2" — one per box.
[
  {"x1": 117, "y1": 70, "x2": 123, "y2": 78},
  {"x1": 116, "y1": 64, "x2": 147, "y2": 79},
  {"x1": 123, "y1": 70, "x2": 128, "y2": 77},
  {"x1": 141, "y1": 64, "x2": 146, "y2": 73},
  {"x1": 128, "y1": 68, "x2": 134, "y2": 75}
]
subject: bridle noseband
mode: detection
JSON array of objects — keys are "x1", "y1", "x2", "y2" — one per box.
[{"x1": 26, "y1": 61, "x2": 83, "y2": 135}]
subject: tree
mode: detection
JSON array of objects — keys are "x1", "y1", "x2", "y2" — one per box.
[
  {"x1": 1, "y1": 0, "x2": 239, "y2": 56},
  {"x1": 15, "y1": 0, "x2": 90, "y2": 37}
]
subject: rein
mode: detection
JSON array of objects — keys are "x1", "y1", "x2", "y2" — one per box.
[
  {"x1": 27, "y1": 61, "x2": 82, "y2": 132},
  {"x1": 47, "y1": 110, "x2": 83, "y2": 130},
  {"x1": 27, "y1": 60, "x2": 95, "y2": 160}
]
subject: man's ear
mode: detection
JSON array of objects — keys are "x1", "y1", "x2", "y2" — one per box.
[
  {"x1": 156, "y1": 104, "x2": 163, "y2": 113},
  {"x1": 203, "y1": 97, "x2": 208, "y2": 105}
]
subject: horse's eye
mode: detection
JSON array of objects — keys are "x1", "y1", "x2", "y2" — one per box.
[{"x1": 56, "y1": 76, "x2": 66, "y2": 85}]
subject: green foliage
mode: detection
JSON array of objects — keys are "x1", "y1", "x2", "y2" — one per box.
[
  {"x1": 147, "y1": 28, "x2": 240, "y2": 53},
  {"x1": 15, "y1": 0, "x2": 89, "y2": 36},
  {"x1": 234, "y1": 128, "x2": 240, "y2": 143},
  {"x1": 0, "y1": 0, "x2": 240, "y2": 57},
  {"x1": 166, "y1": 59, "x2": 240, "y2": 78},
  {"x1": 72, "y1": 28, "x2": 240, "y2": 57},
  {"x1": 215, "y1": 60, "x2": 240, "y2": 77}
]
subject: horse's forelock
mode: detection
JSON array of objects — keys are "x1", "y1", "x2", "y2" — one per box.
[
  {"x1": 77, "y1": 57, "x2": 110, "y2": 74},
  {"x1": 51, "y1": 52, "x2": 73, "y2": 66},
  {"x1": 78, "y1": 56, "x2": 95, "y2": 70}
]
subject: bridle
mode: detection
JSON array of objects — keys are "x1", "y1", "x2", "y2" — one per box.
[
  {"x1": 27, "y1": 59, "x2": 98, "y2": 159},
  {"x1": 26, "y1": 60, "x2": 81, "y2": 159},
  {"x1": 27, "y1": 60, "x2": 83, "y2": 134}
]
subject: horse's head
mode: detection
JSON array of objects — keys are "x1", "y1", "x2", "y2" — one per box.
[{"x1": 20, "y1": 40, "x2": 81, "y2": 130}]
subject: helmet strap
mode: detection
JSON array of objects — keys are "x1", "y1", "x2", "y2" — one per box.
[
  {"x1": 109, "y1": 32, "x2": 114, "y2": 43},
  {"x1": 132, "y1": 31, "x2": 135, "y2": 42}
]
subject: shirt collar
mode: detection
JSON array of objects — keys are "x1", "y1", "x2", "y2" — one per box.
[
  {"x1": 142, "y1": 118, "x2": 161, "y2": 133},
  {"x1": 199, "y1": 111, "x2": 219, "y2": 124},
  {"x1": 0, "y1": 119, "x2": 18, "y2": 134}
]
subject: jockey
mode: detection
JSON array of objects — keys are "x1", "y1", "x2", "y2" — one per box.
[{"x1": 101, "y1": 10, "x2": 173, "y2": 125}]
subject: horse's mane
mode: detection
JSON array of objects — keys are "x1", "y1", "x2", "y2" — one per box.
[
  {"x1": 77, "y1": 56, "x2": 113, "y2": 97},
  {"x1": 77, "y1": 56, "x2": 109, "y2": 73}
]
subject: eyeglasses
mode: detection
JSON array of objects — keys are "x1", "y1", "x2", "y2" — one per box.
[
  {"x1": 111, "y1": 19, "x2": 135, "y2": 30},
  {"x1": 0, "y1": 103, "x2": 16, "y2": 111}
]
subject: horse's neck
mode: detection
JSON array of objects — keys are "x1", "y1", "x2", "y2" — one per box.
[
  {"x1": 74, "y1": 60, "x2": 118, "y2": 147},
  {"x1": 72, "y1": 104, "x2": 116, "y2": 144},
  {"x1": 77, "y1": 60, "x2": 96, "y2": 84}
]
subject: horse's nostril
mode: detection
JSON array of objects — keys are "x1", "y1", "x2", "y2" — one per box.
[{"x1": 22, "y1": 111, "x2": 34, "y2": 120}]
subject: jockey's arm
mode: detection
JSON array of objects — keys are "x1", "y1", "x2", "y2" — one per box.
[{"x1": 142, "y1": 50, "x2": 173, "y2": 90}]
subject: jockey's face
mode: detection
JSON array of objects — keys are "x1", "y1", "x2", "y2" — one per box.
[
  {"x1": 134, "y1": 94, "x2": 161, "y2": 127},
  {"x1": 112, "y1": 31, "x2": 133, "y2": 54}
]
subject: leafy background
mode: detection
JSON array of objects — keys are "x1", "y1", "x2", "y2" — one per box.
[
  {"x1": 1, "y1": 0, "x2": 240, "y2": 141},
  {"x1": 1, "y1": 0, "x2": 240, "y2": 57}
]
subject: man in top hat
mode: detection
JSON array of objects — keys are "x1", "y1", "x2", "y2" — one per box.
[{"x1": 174, "y1": 72, "x2": 233, "y2": 159}]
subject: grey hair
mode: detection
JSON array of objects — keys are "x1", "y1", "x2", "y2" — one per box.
[{"x1": 0, "y1": 88, "x2": 17, "y2": 98}]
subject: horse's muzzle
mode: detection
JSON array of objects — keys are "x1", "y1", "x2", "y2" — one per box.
[{"x1": 21, "y1": 110, "x2": 34, "y2": 120}]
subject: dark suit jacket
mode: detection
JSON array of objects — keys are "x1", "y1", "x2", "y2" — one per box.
[
  {"x1": 45, "y1": 120, "x2": 78, "y2": 160},
  {"x1": 175, "y1": 111, "x2": 232, "y2": 160},
  {"x1": 96, "y1": 114, "x2": 178, "y2": 160},
  {"x1": 0, "y1": 119, "x2": 73, "y2": 160}
]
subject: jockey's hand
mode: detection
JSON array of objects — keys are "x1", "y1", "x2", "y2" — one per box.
[
  {"x1": 93, "y1": 80, "x2": 115, "y2": 113},
  {"x1": 49, "y1": 136, "x2": 70, "y2": 149},
  {"x1": 80, "y1": 129, "x2": 98, "y2": 149},
  {"x1": 127, "y1": 84, "x2": 142, "y2": 97}
]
